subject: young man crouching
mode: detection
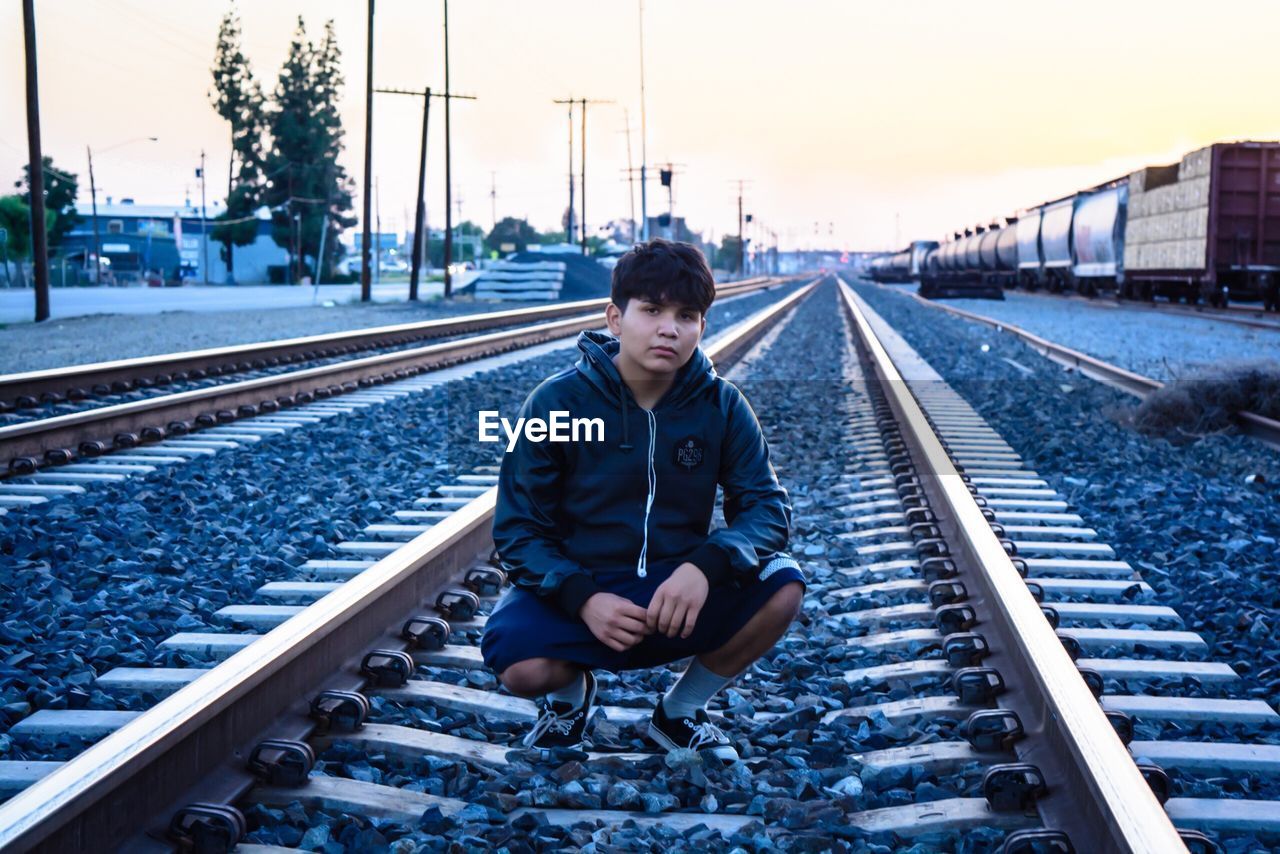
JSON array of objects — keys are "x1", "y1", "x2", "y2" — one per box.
[{"x1": 480, "y1": 239, "x2": 803, "y2": 759}]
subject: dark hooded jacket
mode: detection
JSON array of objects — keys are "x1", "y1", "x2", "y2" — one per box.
[{"x1": 492, "y1": 330, "x2": 792, "y2": 617}]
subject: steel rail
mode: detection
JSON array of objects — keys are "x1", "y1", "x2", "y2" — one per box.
[
  {"x1": 838, "y1": 279, "x2": 1186, "y2": 853},
  {"x1": 0, "y1": 276, "x2": 785, "y2": 408},
  {"x1": 0, "y1": 278, "x2": 794, "y2": 472},
  {"x1": 1010, "y1": 289, "x2": 1280, "y2": 333},
  {"x1": 0, "y1": 280, "x2": 818, "y2": 852},
  {"x1": 904, "y1": 290, "x2": 1280, "y2": 449},
  {"x1": 0, "y1": 314, "x2": 604, "y2": 472}
]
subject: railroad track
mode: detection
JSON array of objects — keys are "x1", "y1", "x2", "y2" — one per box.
[
  {"x1": 834, "y1": 279, "x2": 1278, "y2": 851},
  {"x1": 0, "y1": 282, "x2": 816, "y2": 851},
  {"x1": 2, "y1": 276, "x2": 1276, "y2": 851},
  {"x1": 1007, "y1": 289, "x2": 1280, "y2": 333},
  {"x1": 895, "y1": 286, "x2": 1280, "y2": 450},
  {"x1": 0, "y1": 277, "x2": 791, "y2": 485},
  {"x1": 0, "y1": 277, "x2": 783, "y2": 422}
]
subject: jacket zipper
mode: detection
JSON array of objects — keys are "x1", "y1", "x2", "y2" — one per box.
[{"x1": 636, "y1": 408, "x2": 657, "y2": 578}]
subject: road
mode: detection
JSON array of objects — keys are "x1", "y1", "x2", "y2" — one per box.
[{"x1": 0, "y1": 278, "x2": 484, "y2": 324}]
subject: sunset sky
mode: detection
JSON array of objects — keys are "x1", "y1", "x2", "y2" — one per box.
[{"x1": 3, "y1": 0, "x2": 1279, "y2": 251}]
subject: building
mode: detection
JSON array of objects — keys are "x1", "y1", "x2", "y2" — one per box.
[{"x1": 61, "y1": 199, "x2": 288, "y2": 285}]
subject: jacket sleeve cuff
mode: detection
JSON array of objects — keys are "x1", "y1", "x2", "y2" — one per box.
[
  {"x1": 556, "y1": 573, "x2": 604, "y2": 618},
  {"x1": 687, "y1": 543, "x2": 734, "y2": 588}
]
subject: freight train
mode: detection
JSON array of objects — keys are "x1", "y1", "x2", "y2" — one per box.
[{"x1": 870, "y1": 141, "x2": 1280, "y2": 310}]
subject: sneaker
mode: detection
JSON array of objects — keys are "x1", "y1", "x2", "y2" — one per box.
[
  {"x1": 647, "y1": 701, "x2": 740, "y2": 762},
  {"x1": 521, "y1": 670, "x2": 597, "y2": 749}
]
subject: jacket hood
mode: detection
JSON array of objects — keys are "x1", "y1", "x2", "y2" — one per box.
[
  {"x1": 575, "y1": 330, "x2": 717, "y2": 411},
  {"x1": 575, "y1": 329, "x2": 717, "y2": 452}
]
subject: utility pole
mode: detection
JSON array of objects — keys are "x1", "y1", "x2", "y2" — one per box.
[
  {"x1": 314, "y1": 164, "x2": 333, "y2": 286},
  {"x1": 83, "y1": 137, "x2": 156, "y2": 287},
  {"x1": 555, "y1": 96, "x2": 612, "y2": 255},
  {"x1": 734, "y1": 179, "x2": 747, "y2": 277},
  {"x1": 360, "y1": 0, "x2": 375, "y2": 302},
  {"x1": 375, "y1": 86, "x2": 473, "y2": 300},
  {"x1": 637, "y1": 0, "x2": 649, "y2": 242},
  {"x1": 621, "y1": 109, "x2": 636, "y2": 242},
  {"x1": 555, "y1": 99, "x2": 575, "y2": 246},
  {"x1": 380, "y1": 85, "x2": 431, "y2": 300},
  {"x1": 22, "y1": 0, "x2": 50, "y2": 321},
  {"x1": 453, "y1": 195, "x2": 463, "y2": 263},
  {"x1": 413, "y1": 88, "x2": 430, "y2": 299},
  {"x1": 442, "y1": 0, "x2": 454, "y2": 297},
  {"x1": 489, "y1": 171, "x2": 497, "y2": 231},
  {"x1": 579, "y1": 98, "x2": 612, "y2": 255},
  {"x1": 375, "y1": 176, "x2": 382, "y2": 285},
  {"x1": 738, "y1": 196, "x2": 744, "y2": 276},
  {"x1": 199, "y1": 150, "x2": 209, "y2": 284},
  {"x1": 226, "y1": 127, "x2": 235, "y2": 283},
  {"x1": 87, "y1": 146, "x2": 101, "y2": 286},
  {"x1": 287, "y1": 168, "x2": 296, "y2": 283},
  {"x1": 580, "y1": 101, "x2": 588, "y2": 255}
]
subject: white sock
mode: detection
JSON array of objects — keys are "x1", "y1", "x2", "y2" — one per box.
[
  {"x1": 661, "y1": 659, "x2": 734, "y2": 719},
  {"x1": 547, "y1": 670, "x2": 586, "y2": 707}
]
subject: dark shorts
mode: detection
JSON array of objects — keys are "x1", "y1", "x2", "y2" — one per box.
[{"x1": 480, "y1": 555, "x2": 805, "y2": 674}]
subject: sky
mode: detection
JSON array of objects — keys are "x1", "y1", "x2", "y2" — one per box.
[{"x1": 3, "y1": 0, "x2": 1279, "y2": 251}]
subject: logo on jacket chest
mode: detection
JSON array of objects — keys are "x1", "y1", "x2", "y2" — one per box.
[{"x1": 673, "y1": 435, "x2": 706, "y2": 471}]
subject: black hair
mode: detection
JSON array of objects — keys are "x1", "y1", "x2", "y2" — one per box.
[{"x1": 610, "y1": 238, "x2": 716, "y2": 314}]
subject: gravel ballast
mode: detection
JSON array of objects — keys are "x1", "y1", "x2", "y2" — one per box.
[
  {"x1": 237, "y1": 281, "x2": 1024, "y2": 851},
  {"x1": 7, "y1": 279, "x2": 1273, "y2": 850},
  {"x1": 0, "y1": 282, "x2": 803, "y2": 751},
  {"x1": 937, "y1": 290, "x2": 1280, "y2": 382}
]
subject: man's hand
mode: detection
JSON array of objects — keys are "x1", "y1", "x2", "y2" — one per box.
[
  {"x1": 580, "y1": 592, "x2": 652, "y2": 652},
  {"x1": 647, "y1": 562, "x2": 709, "y2": 639}
]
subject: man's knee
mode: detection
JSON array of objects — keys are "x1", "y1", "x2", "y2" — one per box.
[
  {"x1": 498, "y1": 658, "x2": 555, "y2": 697},
  {"x1": 765, "y1": 581, "x2": 804, "y2": 625}
]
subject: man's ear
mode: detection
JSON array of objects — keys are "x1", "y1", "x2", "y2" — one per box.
[{"x1": 605, "y1": 302, "x2": 623, "y2": 335}]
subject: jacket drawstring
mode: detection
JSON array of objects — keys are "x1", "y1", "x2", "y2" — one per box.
[{"x1": 636, "y1": 408, "x2": 657, "y2": 578}]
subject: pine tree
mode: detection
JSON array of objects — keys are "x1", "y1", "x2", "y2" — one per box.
[
  {"x1": 261, "y1": 18, "x2": 354, "y2": 283},
  {"x1": 308, "y1": 20, "x2": 356, "y2": 281},
  {"x1": 209, "y1": 8, "x2": 266, "y2": 282}
]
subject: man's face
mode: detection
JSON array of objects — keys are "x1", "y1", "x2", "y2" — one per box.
[{"x1": 606, "y1": 297, "x2": 706, "y2": 376}]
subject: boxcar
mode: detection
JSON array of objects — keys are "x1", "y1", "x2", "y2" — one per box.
[{"x1": 1124, "y1": 141, "x2": 1280, "y2": 307}]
